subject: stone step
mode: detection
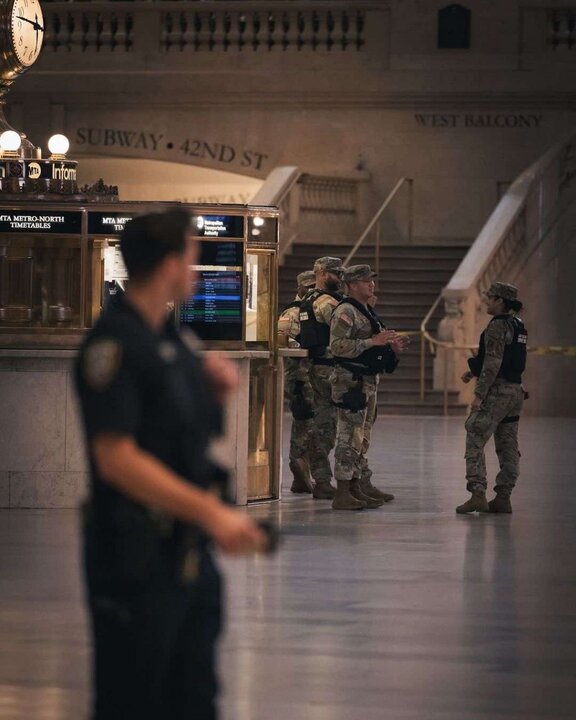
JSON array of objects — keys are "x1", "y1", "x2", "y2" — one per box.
[
  {"x1": 290, "y1": 244, "x2": 469, "y2": 259},
  {"x1": 283, "y1": 256, "x2": 462, "y2": 271},
  {"x1": 376, "y1": 402, "x2": 468, "y2": 416},
  {"x1": 377, "y1": 388, "x2": 460, "y2": 402}
]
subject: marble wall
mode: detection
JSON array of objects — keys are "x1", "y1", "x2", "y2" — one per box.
[{"x1": 0, "y1": 357, "x2": 88, "y2": 508}]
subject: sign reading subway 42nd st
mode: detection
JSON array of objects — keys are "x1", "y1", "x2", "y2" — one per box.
[{"x1": 0, "y1": 211, "x2": 82, "y2": 233}]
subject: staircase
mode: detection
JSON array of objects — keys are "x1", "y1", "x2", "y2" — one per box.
[{"x1": 279, "y1": 243, "x2": 470, "y2": 415}]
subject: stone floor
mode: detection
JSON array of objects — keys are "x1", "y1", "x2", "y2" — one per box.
[{"x1": 1, "y1": 416, "x2": 575, "y2": 719}]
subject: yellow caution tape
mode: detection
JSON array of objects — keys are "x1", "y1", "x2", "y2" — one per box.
[{"x1": 528, "y1": 346, "x2": 576, "y2": 356}]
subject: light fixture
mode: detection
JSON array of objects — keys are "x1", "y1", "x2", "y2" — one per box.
[
  {"x1": 48, "y1": 134, "x2": 70, "y2": 159},
  {"x1": 0, "y1": 130, "x2": 22, "y2": 157},
  {"x1": 251, "y1": 228, "x2": 261, "y2": 236},
  {"x1": 252, "y1": 216, "x2": 265, "y2": 227}
]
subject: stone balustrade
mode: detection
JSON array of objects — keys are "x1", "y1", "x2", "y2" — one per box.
[{"x1": 41, "y1": 1, "x2": 374, "y2": 54}]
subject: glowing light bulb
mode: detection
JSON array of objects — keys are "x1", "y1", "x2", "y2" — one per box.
[
  {"x1": 252, "y1": 216, "x2": 265, "y2": 227},
  {"x1": 48, "y1": 134, "x2": 70, "y2": 156},
  {"x1": 0, "y1": 131, "x2": 22, "y2": 152}
]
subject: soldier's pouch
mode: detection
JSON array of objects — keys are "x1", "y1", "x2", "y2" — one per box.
[
  {"x1": 338, "y1": 381, "x2": 367, "y2": 412},
  {"x1": 290, "y1": 393, "x2": 315, "y2": 420}
]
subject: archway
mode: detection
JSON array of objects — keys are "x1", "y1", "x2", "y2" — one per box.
[{"x1": 77, "y1": 157, "x2": 263, "y2": 204}]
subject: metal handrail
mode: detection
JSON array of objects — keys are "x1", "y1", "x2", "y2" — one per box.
[
  {"x1": 419, "y1": 293, "x2": 478, "y2": 415},
  {"x1": 344, "y1": 177, "x2": 413, "y2": 267}
]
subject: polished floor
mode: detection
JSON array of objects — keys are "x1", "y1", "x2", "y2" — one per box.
[{"x1": 1, "y1": 416, "x2": 576, "y2": 719}]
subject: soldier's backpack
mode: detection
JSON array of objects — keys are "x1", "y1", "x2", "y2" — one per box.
[{"x1": 298, "y1": 290, "x2": 334, "y2": 358}]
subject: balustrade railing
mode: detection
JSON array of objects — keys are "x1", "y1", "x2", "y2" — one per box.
[
  {"x1": 252, "y1": 166, "x2": 370, "y2": 262},
  {"x1": 42, "y1": 2, "x2": 375, "y2": 54},
  {"x1": 547, "y1": 9, "x2": 576, "y2": 50}
]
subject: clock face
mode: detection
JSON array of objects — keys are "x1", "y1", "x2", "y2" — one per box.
[{"x1": 10, "y1": 0, "x2": 44, "y2": 68}]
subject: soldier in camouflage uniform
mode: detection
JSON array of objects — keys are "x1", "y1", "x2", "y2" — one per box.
[
  {"x1": 330, "y1": 265, "x2": 407, "y2": 510},
  {"x1": 277, "y1": 270, "x2": 316, "y2": 493},
  {"x1": 303, "y1": 257, "x2": 346, "y2": 499},
  {"x1": 456, "y1": 282, "x2": 527, "y2": 514}
]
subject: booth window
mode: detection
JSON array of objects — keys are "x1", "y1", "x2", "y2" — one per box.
[
  {"x1": 0, "y1": 236, "x2": 82, "y2": 328},
  {"x1": 438, "y1": 4, "x2": 471, "y2": 49}
]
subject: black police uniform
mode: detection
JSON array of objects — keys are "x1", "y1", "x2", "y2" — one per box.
[{"x1": 75, "y1": 294, "x2": 225, "y2": 720}]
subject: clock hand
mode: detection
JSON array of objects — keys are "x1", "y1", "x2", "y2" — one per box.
[{"x1": 16, "y1": 16, "x2": 45, "y2": 33}]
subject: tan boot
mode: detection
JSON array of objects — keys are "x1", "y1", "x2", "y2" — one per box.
[
  {"x1": 289, "y1": 459, "x2": 313, "y2": 494},
  {"x1": 359, "y1": 478, "x2": 395, "y2": 503},
  {"x1": 350, "y1": 479, "x2": 385, "y2": 508},
  {"x1": 488, "y1": 494, "x2": 512, "y2": 513},
  {"x1": 332, "y1": 480, "x2": 366, "y2": 510},
  {"x1": 312, "y1": 481, "x2": 337, "y2": 500},
  {"x1": 456, "y1": 492, "x2": 489, "y2": 514}
]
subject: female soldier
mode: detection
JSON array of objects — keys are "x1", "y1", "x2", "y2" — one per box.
[{"x1": 456, "y1": 282, "x2": 527, "y2": 515}]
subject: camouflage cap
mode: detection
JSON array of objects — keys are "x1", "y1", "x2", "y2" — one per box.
[
  {"x1": 296, "y1": 270, "x2": 316, "y2": 288},
  {"x1": 344, "y1": 264, "x2": 377, "y2": 283},
  {"x1": 484, "y1": 282, "x2": 518, "y2": 301},
  {"x1": 313, "y1": 256, "x2": 344, "y2": 274}
]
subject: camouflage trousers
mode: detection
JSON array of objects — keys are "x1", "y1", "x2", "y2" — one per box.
[
  {"x1": 307, "y1": 363, "x2": 337, "y2": 483},
  {"x1": 284, "y1": 358, "x2": 313, "y2": 463},
  {"x1": 331, "y1": 369, "x2": 378, "y2": 482},
  {"x1": 465, "y1": 380, "x2": 524, "y2": 496}
]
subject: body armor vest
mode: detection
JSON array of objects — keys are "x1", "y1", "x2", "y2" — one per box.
[
  {"x1": 468, "y1": 314, "x2": 527, "y2": 383},
  {"x1": 333, "y1": 297, "x2": 398, "y2": 375}
]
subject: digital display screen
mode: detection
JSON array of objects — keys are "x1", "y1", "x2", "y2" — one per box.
[
  {"x1": 191, "y1": 214, "x2": 245, "y2": 238},
  {"x1": 179, "y1": 240, "x2": 244, "y2": 342}
]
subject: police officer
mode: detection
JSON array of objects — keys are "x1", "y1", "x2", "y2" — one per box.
[
  {"x1": 456, "y1": 282, "x2": 527, "y2": 514},
  {"x1": 75, "y1": 210, "x2": 266, "y2": 720},
  {"x1": 330, "y1": 265, "x2": 407, "y2": 510},
  {"x1": 277, "y1": 270, "x2": 316, "y2": 493},
  {"x1": 299, "y1": 257, "x2": 346, "y2": 499}
]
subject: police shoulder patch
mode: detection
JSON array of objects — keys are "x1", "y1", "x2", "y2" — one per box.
[{"x1": 83, "y1": 338, "x2": 122, "y2": 390}]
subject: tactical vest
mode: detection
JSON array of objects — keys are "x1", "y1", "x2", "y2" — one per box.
[
  {"x1": 333, "y1": 297, "x2": 399, "y2": 375},
  {"x1": 298, "y1": 289, "x2": 341, "y2": 358},
  {"x1": 468, "y1": 314, "x2": 527, "y2": 383}
]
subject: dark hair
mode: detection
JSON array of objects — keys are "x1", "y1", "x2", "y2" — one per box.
[
  {"x1": 502, "y1": 297, "x2": 523, "y2": 313},
  {"x1": 120, "y1": 209, "x2": 191, "y2": 281}
]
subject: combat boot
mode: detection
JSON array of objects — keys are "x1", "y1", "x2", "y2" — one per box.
[
  {"x1": 332, "y1": 480, "x2": 366, "y2": 510},
  {"x1": 456, "y1": 492, "x2": 489, "y2": 514},
  {"x1": 359, "y1": 478, "x2": 395, "y2": 503},
  {"x1": 488, "y1": 494, "x2": 512, "y2": 513},
  {"x1": 289, "y1": 459, "x2": 313, "y2": 494},
  {"x1": 312, "y1": 481, "x2": 337, "y2": 500},
  {"x1": 350, "y1": 479, "x2": 385, "y2": 509}
]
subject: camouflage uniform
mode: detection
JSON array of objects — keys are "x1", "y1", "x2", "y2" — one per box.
[
  {"x1": 465, "y1": 322, "x2": 524, "y2": 496},
  {"x1": 330, "y1": 265, "x2": 396, "y2": 510},
  {"x1": 278, "y1": 271, "x2": 316, "y2": 492},
  {"x1": 305, "y1": 258, "x2": 345, "y2": 496},
  {"x1": 458, "y1": 282, "x2": 526, "y2": 514}
]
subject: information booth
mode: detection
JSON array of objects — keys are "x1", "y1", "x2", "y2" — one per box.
[{"x1": 0, "y1": 202, "x2": 283, "y2": 507}]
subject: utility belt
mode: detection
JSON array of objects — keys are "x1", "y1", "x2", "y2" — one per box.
[{"x1": 334, "y1": 360, "x2": 377, "y2": 377}]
